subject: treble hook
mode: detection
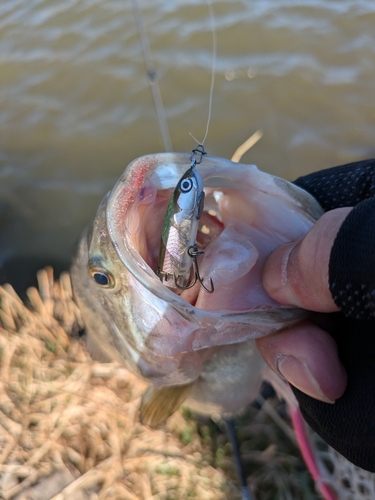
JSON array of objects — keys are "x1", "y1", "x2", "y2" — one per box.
[{"x1": 174, "y1": 245, "x2": 214, "y2": 293}]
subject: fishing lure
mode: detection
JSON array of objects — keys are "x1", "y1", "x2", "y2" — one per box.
[{"x1": 157, "y1": 146, "x2": 214, "y2": 293}]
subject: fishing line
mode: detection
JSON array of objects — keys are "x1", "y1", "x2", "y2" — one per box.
[
  {"x1": 189, "y1": 0, "x2": 217, "y2": 148},
  {"x1": 130, "y1": 0, "x2": 173, "y2": 152},
  {"x1": 131, "y1": 0, "x2": 216, "y2": 153}
]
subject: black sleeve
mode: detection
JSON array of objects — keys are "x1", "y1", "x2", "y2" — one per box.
[
  {"x1": 295, "y1": 158, "x2": 375, "y2": 320},
  {"x1": 290, "y1": 159, "x2": 375, "y2": 472}
]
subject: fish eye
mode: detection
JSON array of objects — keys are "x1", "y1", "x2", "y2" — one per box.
[
  {"x1": 180, "y1": 178, "x2": 193, "y2": 193},
  {"x1": 89, "y1": 267, "x2": 115, "y2": 288}
]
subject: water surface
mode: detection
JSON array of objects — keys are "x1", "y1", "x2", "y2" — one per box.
[{"x1": 1, "y1": 0, "x2": 374, "y2": 284}]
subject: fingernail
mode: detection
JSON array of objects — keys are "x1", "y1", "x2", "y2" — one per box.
[
  {"x1": 263, "y1": 242, "x2": 295, "y2": 296},
  {"x1": 277, "y1": 354, "x2": 335, "y2": 404}
]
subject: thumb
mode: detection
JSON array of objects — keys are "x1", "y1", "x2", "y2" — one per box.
[{"x1": 263, "y1": 207, "x2": 352, "y2": 312}]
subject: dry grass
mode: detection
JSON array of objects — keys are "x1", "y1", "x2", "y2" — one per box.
[{"x1": 0, "y1": 267, "x2": 318, "y2": 500}]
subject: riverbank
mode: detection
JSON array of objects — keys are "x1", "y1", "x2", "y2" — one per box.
[{"x1": 0, "y1": 267, "x2": 315, "y2": 499}]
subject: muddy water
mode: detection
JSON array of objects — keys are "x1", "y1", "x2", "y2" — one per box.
[{"x1": 0, "y1": 1, "x2": 375, "y2": 285}]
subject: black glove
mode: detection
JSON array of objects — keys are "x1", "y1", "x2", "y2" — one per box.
[{"x1": 291, "y1": 158, "x2": 375, "y2": 472}]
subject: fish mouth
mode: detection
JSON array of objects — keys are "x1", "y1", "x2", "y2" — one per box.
[
  {"x1": 107, "y1": 152, "x2": 320, "y2": 323},
  {"x1": 135, "y1": 192, "x2": 268, "y2": 311}
]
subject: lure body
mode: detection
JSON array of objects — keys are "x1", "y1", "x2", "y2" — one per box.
[{"x1": 157, "y1": 166, "x2": 204, "y2": 289}]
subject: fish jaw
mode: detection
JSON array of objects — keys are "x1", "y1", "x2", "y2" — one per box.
[
  {"x1": 106, "y1": 153, "x2": 322, "y2": 315},
  {"x1": 71, "y1": 196, "x2": 216, "y2": 386},
  {"x1": 106, "y1": 152, "x2": 321, "y2": 324},
  {"x1": 72, "y1": 152, "x2": 323, "y2": 391}
]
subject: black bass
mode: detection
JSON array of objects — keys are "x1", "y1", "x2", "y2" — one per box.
[{"x1": 71, "y1": 153, "x2": 323, "y2": 424}]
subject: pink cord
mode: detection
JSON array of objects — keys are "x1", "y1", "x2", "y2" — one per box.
[{"x1": 290, "y1": 408, "x2": 338, "y2": 500}]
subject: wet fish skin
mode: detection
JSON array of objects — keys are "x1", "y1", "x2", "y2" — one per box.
[
  {"x1": 71, "y1": 153, "x2": 323, "y2": 423},
  {"x1": 71, "y1": 197, "x2": 139, "y2": 369}
]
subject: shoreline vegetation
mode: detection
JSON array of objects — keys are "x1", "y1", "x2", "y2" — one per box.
[{"x1": 0, "y1": 267, "x2": 316, "y2": 499}]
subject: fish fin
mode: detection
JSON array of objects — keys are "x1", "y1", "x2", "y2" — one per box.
[{"x1": 140, "y1": 383, "x2": 193, "y2": 427}]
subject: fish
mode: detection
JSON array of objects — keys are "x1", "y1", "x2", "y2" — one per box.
[{"x1": 71, "y1": 152, "x2": 323, "y2": 425}]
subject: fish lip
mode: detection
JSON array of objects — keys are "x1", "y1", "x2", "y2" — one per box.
[{"x1": 106, "y1": 152, "x2": 321, "y2": 326}]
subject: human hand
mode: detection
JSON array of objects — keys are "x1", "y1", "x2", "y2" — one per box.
[
  {"x1": 257, "y1": 208, "x2": 351, "y2": 403},
  {"x1": 256, "y1": 159, "x2": 375, "y2": 472}
]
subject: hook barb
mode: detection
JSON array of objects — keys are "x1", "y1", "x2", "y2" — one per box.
[{"x1": 188, "y1": 245, "x2": 214, "y2": 293}]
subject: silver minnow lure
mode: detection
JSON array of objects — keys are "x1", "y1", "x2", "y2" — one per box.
[{"x1": 157, "y1": 165, "x2": 213, "y2": 292}]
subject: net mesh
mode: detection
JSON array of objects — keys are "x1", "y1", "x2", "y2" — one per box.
[{"x1": 312, "y1": 433, "x2": 375, "y2": 500}]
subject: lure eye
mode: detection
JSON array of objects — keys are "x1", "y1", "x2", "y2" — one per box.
[
  {"x1": 89, "y1": 267, "x2": 115, "y2": 288},
  {"x1": 180, "y1": 178, "x2": 193, "y2": 193}
]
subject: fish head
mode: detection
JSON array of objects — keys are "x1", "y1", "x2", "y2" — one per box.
[{"x1": 71, "y1": 153, "x2": 323, "y2": 391}]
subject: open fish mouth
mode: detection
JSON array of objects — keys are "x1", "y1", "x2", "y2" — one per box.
[
  {"x1": 71, "y1": 152, "x2": 324, "y2": 388},
  {"x1": 107, "y1": 153, "x2": 321, "y2": 334}
]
